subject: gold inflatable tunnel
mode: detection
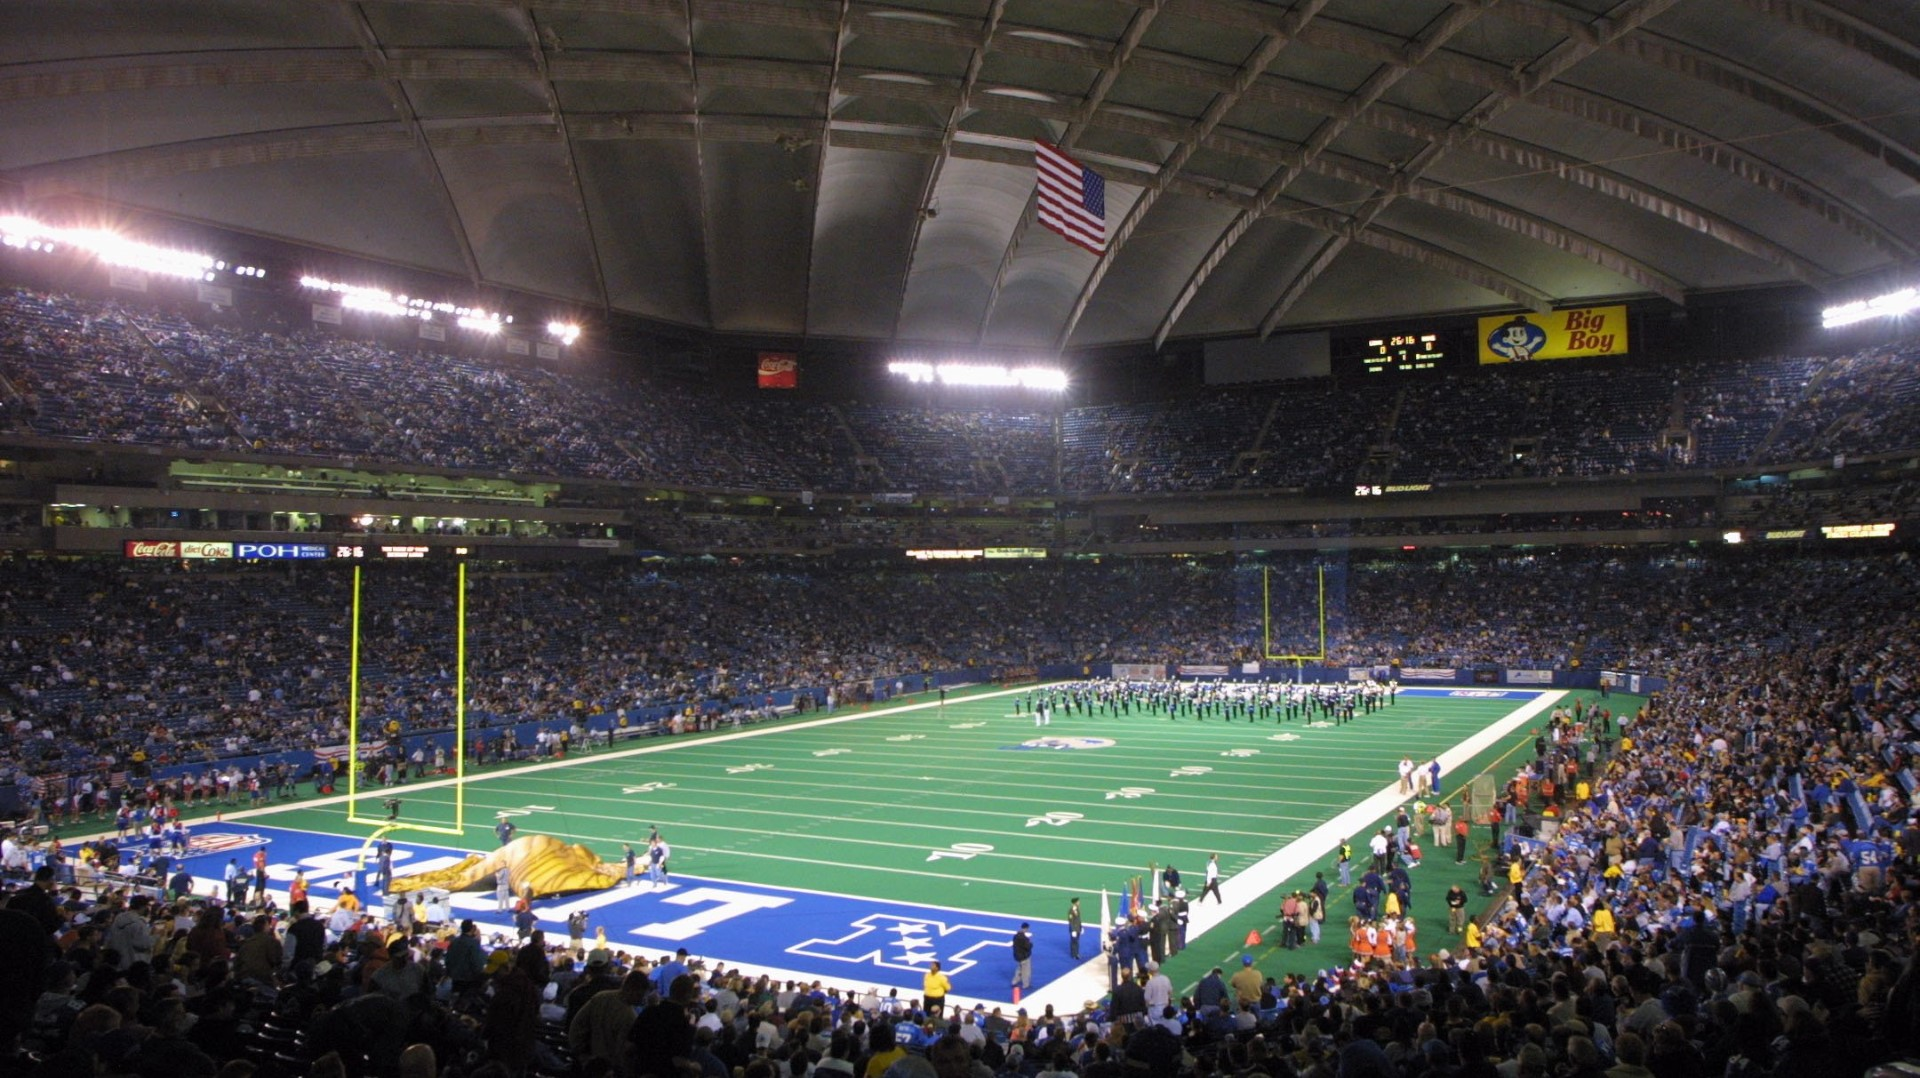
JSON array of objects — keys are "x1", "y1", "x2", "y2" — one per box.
[{"x1": 389, "y1": 834, "x2": 624, "y2": 898}]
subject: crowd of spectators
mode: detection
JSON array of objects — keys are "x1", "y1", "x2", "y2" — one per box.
[
  {"x1": 0, "y1": 547, "x2": 1908, "y2": 794},
  {"x1": 7, "y1": 287, "x2": 1920, "y2": 500},
  {"x1": 3, "y1": 543, "x2": 1919, "y2": 1078}
]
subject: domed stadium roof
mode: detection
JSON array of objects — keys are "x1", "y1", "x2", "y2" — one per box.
[{"x1": 3, "y1": 0, "x2": 1916, "y2": 349}]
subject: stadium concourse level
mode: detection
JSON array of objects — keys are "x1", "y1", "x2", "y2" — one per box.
[
  {"x1": 1, "y1": 555, "x2": 1919, "y2": 1078},
  {"x1": 8, "y1": 287, "x2": 1920, "y2": 498}
]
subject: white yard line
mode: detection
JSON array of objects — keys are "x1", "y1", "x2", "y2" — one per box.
[{"x1": 1017, "y1": 690, "x2": 1564, "y2": 1016}]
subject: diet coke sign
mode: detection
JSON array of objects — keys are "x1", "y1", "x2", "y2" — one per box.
[{"x1": 123, "y1": 540, "x2": 234, "y2": 559}]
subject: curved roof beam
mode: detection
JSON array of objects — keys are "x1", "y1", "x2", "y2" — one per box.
[
  {"x1": 799, "y1": 0, "x2": 854, "y2": 338},
  {"x1": 816, "y1": 126, "x2": 1554, "y2": 315},
  {"x1": 1498, "y1": 0, "x2": 1920, "y2": 194},
  {"x1": 46, "y1": 0, "x2": 1906, "y2": 236},
  {"x1": 1043, "y1": 0, "x2": 1334, "y2": 353},
  {"x1": 7, "y1": 95, "x2": 1741, "y2": 319},
  {"x1": 1143, "y1": 0, "x2": 1507, "y2": 351},
  {"x1": 1304, "y1": 149, "x2": 1688, "y2": 305},
  {"x1": 1160, "y1": 0, "x2": 1913, "y2": 261},
  {"x1": 10, "y1": 19, "x2": 1893, "y2": 268},
  {"x1": 1276, "y1": 199, "x2": 1554, "y2": 312},
  {"x1": 337, "y1": 8, "x2": 484, "y2": 288},
  {"x1": 681, "y1": 3, "x2": 718, "y2": 334},
  {"x1": 1291, "y1": 16, "x2": 1913, "y2": 261},
  {"x1": 0, "y1": 72, "x2": 1818, "y2": 321},
  {"x1": 1254, "y1": 0, "x2": 1683, "y2": 338},
  {"x1": 513, "y1": 6, "x2": 614, "y2": 312},
  {"x1": 1732, "y1": 0, "x2": 1920, "y2": 84},
  {"x1": 884, "y1": 0, "x2": 1012, "y2": 340},
  {"x1": 972, "y1": 1, "x2": 1165, "y2": 347}
]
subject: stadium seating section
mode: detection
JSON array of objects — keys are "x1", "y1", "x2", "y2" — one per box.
[
  {"x1": 3, "y1": 286, "x2": 1920, "y2": 1078},
  {"x1": 5, "y1": 288, "x2": 1920, "y2": 496}
]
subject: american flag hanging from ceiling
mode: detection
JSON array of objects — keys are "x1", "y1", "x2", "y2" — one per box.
[{"x1": 1034, "y1": 141, "x2": 1107, "y2": 254}]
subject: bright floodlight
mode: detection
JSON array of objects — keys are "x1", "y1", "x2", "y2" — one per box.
[
  {"x1": 302, "y1": 275, "x2": 503, "y2": 328},
  {"x1": 0, "y1": 216, "x2": 214, "y2": 280},
  {"x1": 886, "y1": 361, "x2": 1067, "y2": 391},
  {"x1": 1823, "y1": 287, "x2": 1920, "y2": 329},
  {"x1": 547, "y1": 321, "x2": 580, "y2": 345}
]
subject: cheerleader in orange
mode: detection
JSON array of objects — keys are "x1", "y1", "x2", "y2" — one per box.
[{"x1": 1367, "y1": 919, "x2": 1391, "y2": 966}]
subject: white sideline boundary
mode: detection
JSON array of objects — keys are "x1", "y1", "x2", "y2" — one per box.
[
  {"x1": 1017, "y1": 689, "x2": 1565, "y2": 1016},
  {"x1": 186, "y1": 684, "x2": 1040, "y2": 829},
  {"x1": 76, "y1": 684, "x2": 1563, "y2": 1013}
]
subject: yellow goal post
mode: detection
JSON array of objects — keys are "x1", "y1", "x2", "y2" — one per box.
[
  {"x1": 1262, "y1": 564, "x2": 1328, "y2": 663},
  {"x1": 344, "y1": 562, "x2": 469, "y2": 838}
]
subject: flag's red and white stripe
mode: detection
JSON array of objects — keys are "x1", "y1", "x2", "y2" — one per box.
[{"x1": 1035, "y1": 141, "x2": 1108, "y2": 254}]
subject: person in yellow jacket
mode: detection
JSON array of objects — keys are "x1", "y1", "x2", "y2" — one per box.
[
  {"x1": 922, "y1": 959, "x2": 952, "y2": 1017},
  {"x1": 1463, "y1": 919, "x2": 1482, "y2": 952},
  {"x1": 1591, "y1": 904, "x2": 1616, "y2": 948}
]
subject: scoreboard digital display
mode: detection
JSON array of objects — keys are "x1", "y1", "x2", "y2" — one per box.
[{"x1": 1360, "y1": 330, "x2": 1447, "y2": 375}]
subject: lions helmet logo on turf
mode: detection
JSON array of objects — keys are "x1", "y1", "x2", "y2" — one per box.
[{"x1": 1006, "y1": 736, "x2": 1116, "y2": 751}]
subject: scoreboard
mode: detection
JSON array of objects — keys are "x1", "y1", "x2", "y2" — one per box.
[
  {"x1": 1334, "y1": 326, "x2": 1457, "y2": 377},
  {"x1": 1360, "y1": 330, "x2": 1446, "y2": 374}
]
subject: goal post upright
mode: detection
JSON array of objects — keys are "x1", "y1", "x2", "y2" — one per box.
[
  {"x1": 1263, "y1": 564, "x2": 1328, "y2": 663},
  {"x1": 343, "y1": 561, "x2": 469, "y2": 838},
  {"x1": 346, "y1": 564, "x2": 362, "y2": 810},
  {"x1": 454, "y1": 559, "x2": 467, "y2": 831}
]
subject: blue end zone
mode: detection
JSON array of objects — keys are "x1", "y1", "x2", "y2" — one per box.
[
  {"x1": 173, "y1": 823, "x2": 1082, "y2": 1002},
  {"x1": 1395, "y1": 688, "x2": 1546, "y2": 699}
]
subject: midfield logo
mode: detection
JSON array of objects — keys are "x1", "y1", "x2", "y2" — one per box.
[
  {"x1": 789, "y1": 913, "x2": 1016, "y2": 975},
  {"x1": 1004, "y1": 736, "x2": 1116, "y2": 751}
]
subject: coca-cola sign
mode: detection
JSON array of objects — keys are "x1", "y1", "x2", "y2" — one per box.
[
  {"x1": 122, "y1": 540, "x2": 235, "y2": 559},
  {"x1": 757, "y1": 351, "x2": 799, "y2": 389}
]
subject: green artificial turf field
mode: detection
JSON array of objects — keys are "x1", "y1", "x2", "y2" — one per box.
[{"x1": 205, "y1": 680, "x2": 1636, "y2": 1000}]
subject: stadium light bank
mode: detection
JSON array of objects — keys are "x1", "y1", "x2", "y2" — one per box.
[
  {"x1": 1822, "y1": 286, "x2": 1920, "y2": 329},
  {"x1": 300, "y1": 274, "x2": 509, "y2": 331},
  {"x1": 887, "y1": 361, "x2": 1068, "y2": 391},
  {"x1": 0, "y1": 215, "x2": 231, "y2": 281}
]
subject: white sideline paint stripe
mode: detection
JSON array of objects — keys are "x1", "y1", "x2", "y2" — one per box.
[
  {"x1": 185, "y1": 686, "x2": 1043, "y2": 832},
  {"x1": 1018, "y1": 690, "x2": 1565, "y2": 1016},
  {"x1": 83, "y1": 684, "x2": 1560, "y2": 1012}
]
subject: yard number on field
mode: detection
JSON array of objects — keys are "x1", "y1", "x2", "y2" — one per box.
[
  {"x1": 1104, "y1": 786, "x2": 1155, "y2": 800},
  {"x1": 1025, "y1": 810, "x2": 1084, "y2": 828},
  {"x1": 1169, "y1": 765, "x2": 1213, "y2": 778},
  {"x1": 622, "y1": 782, "x2": 678, "y2": 794},
  {"x1": 927, "y1": 842, "x2": 995, "y2": 862}
]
